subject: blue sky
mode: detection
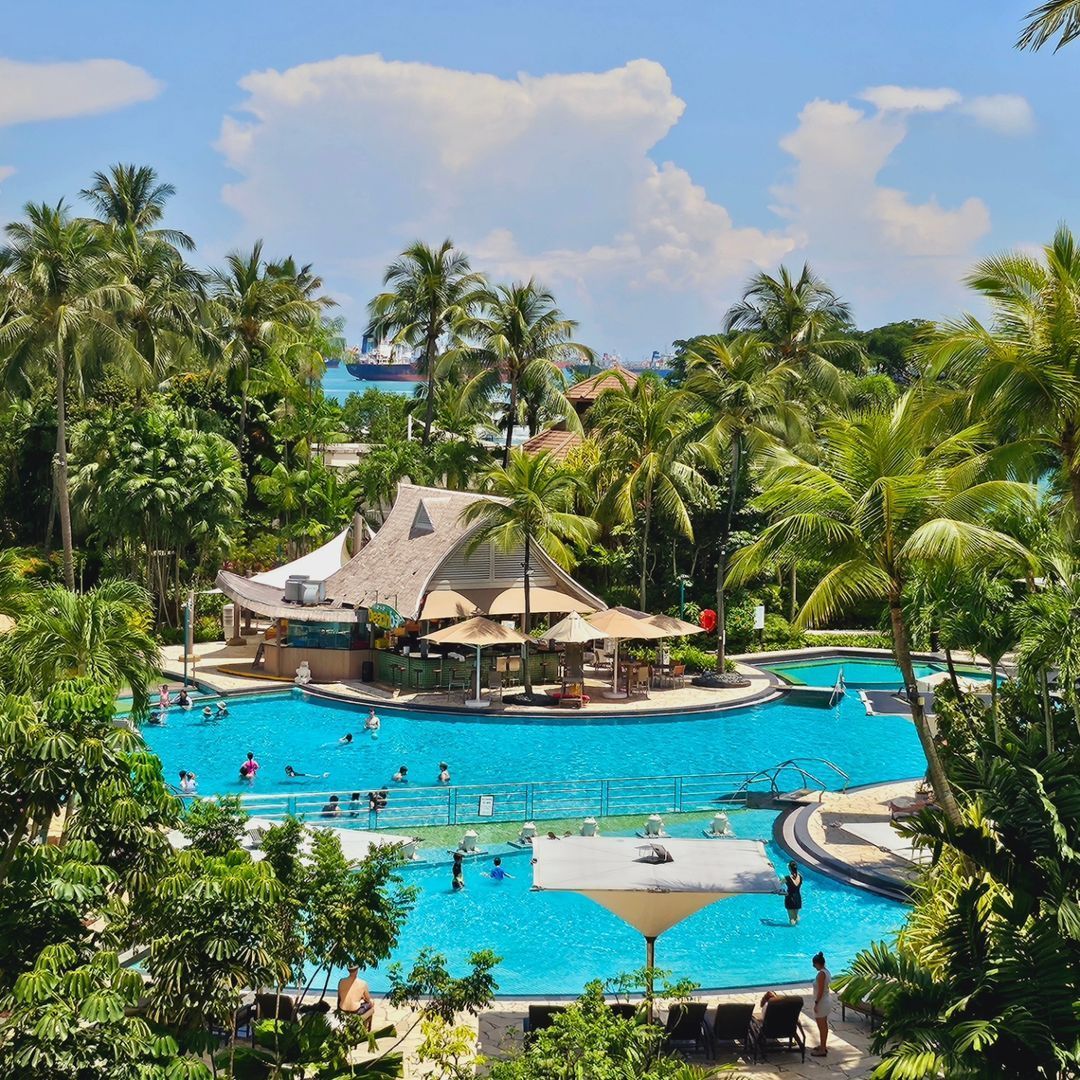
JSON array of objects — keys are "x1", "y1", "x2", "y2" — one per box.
[{"x1": 3, "y1": 2, "x2": 1078, "y2": 357}]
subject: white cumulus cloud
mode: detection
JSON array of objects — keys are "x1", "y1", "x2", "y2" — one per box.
[
  {"x1": 217, "y1": 54, "x2": 793, "y2": 354},
  {"x1": 962, "y1": 93, "x2": 1036, "y2": 135},
  {"x1": 0, "y1": 58, "x2": 161, "y2": 127},
  {"x1": 0, "y1": 166, "x2": 14, "y2": 184},
  {"x1": 859, "y1": 85, "x2": 962, "y2": 113}
]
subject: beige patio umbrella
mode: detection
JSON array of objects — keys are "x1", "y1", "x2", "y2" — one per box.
[
  {"x1": 645, "y1": 613, "x2": 706, "y2": 636},
  {"x1": 532, "y1": 836, "x2": 779, "y2": 1010},
  {"x1": 419, "y1": 588, "x2": 478, "y2": 620},
  {"x1": 422, "y1": 616, "x2": 529, "y2": 709},
  {"x1": 487, "y1": 585, "x2": 596, "y2": 615},
  {"x1": 587, "y1": 606, "x2": 668, "y2": 699}
]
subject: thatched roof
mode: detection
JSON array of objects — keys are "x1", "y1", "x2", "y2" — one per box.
[
  {"x1": 217, "y1": 483, "x2": 604, "y2": 624},
  {"x1": 519, "y1": 429, "x2": 582, "y2": 459}
]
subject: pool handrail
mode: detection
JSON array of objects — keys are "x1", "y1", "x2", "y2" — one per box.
[{"x1": 187, "y1": 758, "x2": 852, "y2": 830}]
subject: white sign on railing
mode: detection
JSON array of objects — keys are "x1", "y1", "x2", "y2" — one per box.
[{"x1": 477, "y1": 795, "x2": 495, "y2": 818}]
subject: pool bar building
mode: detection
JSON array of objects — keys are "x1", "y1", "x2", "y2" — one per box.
[{"x1": 216, "y1": 483, "x2": 605, "y2": 685}]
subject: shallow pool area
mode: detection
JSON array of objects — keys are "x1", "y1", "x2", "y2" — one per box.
[
  {"x1": 141, "y1": 689, "x2": 926, "y2": 799},
  {"x1": 763, "y1": 656, "x2": 990, "y2": 690},
  {"x1": 355, "y1": 811, "x2": 904, "y2": 994}
]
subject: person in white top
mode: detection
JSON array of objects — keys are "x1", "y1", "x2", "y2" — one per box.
[{"x1": 810, "y1": 951, "x2": 832, "y2": 1056}]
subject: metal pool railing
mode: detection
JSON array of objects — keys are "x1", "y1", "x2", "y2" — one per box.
[{"x1": 230, "y1": 758, "x2": 850, "y2": 831}]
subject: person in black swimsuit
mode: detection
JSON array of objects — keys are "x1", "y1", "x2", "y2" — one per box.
[{"x1": 783, "y1": 861, "x2": 803, "y2": 925}]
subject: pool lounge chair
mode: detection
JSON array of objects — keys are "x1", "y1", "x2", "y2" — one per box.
[
  {"x1": 524, "y1": 1004, "x2": 566, "y2": 1044},
  {"x1": 711, "y1": 1001, "x2": 754, "y2": 1059},
  {"x1": 662, "y1": 1001, "x2": 710, "y2": 1057},
  {"x1": 750, "y1": 995, "x2": 805, "y2": 1062}
]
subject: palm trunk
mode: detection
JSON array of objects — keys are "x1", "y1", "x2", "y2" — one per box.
[
  {"x1": 503, "y1": 381, "x2": 517, "y2": 467},
  {"x1": 888, "y1": 590, "x2": 961, "y2": 828},
  {"x1": 788, "y1": 562, "x2": 797, "y2": 622},
  {"x1": 990, "y1": 659, "x2": 1000, "y2": 741},
  {"x1": 1040, "y1": 669, "x2": 1055, "y2": 753},
  {"x1": 716, "y1": 436, "x2": 742, "y2": 672},
  {"x1": 1063, "y1": 423, "x2": 1080, "y2": 536},
  {"x1": 422, "y1": 328, "x2": 438, "y2": 447},
  {"x1": 522, "y1": 532, "x2": 533, "y2": 697},
  {"x1": 639, "y1": 495, "x2": 652, "y2": 610},
  {"x1": 55, "y1": 349, "x2": 75, "y2": 590},
  {"x1": 945, "y1": 648, "x2": 960, "y2": 694}
]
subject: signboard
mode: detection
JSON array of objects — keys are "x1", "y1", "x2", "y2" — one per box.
[
  {"x1": 477, "y1": 795, "x2": 495, "y2": 818},
  {"x1": 753, "y1": 604, "x2": 766, "y2": 631},
  {"x1": 369, "y1": 602, "x2": 405, "y2": 630}
]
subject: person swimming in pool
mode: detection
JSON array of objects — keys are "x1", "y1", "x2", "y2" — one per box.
[
  {"x1": 484, "y1": 857, "x2": 512, "y2": 881},
  {"x1": 340, "y1": 733, "x2": 353, "y2": 745},
  {"x1": 202, "y1": 705, "x2": 213, "y2": 718},
  {"x1": 364, "y1": 708, "x2": 380, "y2": 732},
  {"x1": 438, "y1": 762, "x2": 450, "y2": 784},
  {"x1": 177, "y1": 688, "x2": 191, "y2": 708},
  {"x1": 451, "y1": 852, "x2": 465, "y2": 891},
  {"x1": 284, "y1": 765, "x2": 327, "y2": 779},
  {"x1": 392, "y1": 765, "x2": 408, "y2": 783},
  {"x1": 239, "y1": 752, "x2": 259, "y2": 782},
  {"x1": 215, "y1": 700, "x2": 228, "y2": 716},
  {"x1": 158, "y1": 684, "x2": 171, "y2": 710}
]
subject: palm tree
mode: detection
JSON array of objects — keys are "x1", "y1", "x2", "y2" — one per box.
[
  {"x1": 724, "y1": 262, "x2": 863, "y2": 402},
  {"x1": 472, "y1": 280, "x2": 591, "y2": 464},
  {"x1": 209, "y1": 241, "x2": 324, "y2": 447},
  {"x1": 461, "y1": 450, "x2": 598, "y2": 699},
  {"x1": 728, "y1": 391, "x2": 1036, "y2": 826},
  {"x1": 921, "y1": 226, "x2": 1080, "y2": 532},
  {"x1": 367, "y1": 240, "x2": 486, "y2": 447},
  {"x1": 81, "y1": 163, "x2": 195, "y2": 250},
  {"x1": 591, "y1": 373, "x2": 709, "y2": 609},
  {"x1": 1017, "y1": 0, "x2": 1080, "y2": 49},
  {"x1": 0, "y1": 580, "x2": 161, "y2": 715},
  {"x1": 684, "y1": 334, "x2": 808, "y2": 672},
  {"x1": 0, "y1": 201, "x2": 139, "y2": 587}
]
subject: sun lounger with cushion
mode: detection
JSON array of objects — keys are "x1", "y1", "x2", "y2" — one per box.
[
  {"x1": 750, "y1": 995, "x2": 805, "y2": 1062},
  {"x1": 662, "y1": 1001, "x2": 710, "y2": 1057},
  {"x1": 711, "y1": 1001, "x2": 754, "y2": 1058}
]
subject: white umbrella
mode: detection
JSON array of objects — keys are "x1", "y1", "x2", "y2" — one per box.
[
  {"x1": 422, "y1": 616, "x2": 530, "y2": 709},
  {"x1": 587, "y1": 606, "x2": 669, "y2": 699},
  {"x1": 532, "y1": 836, "x2": 779, "y2": 1005},
  {"x1": 545, "y1": 611, "x2": 607, "y2": 644}
]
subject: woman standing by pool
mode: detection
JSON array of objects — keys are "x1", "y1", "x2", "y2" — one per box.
[
  {"x1": 782, "y1": 861, "x2": 803, "y2": 925},
  {"x1": 810, "y1": 951, "x2": 832, "y2": 1056}
]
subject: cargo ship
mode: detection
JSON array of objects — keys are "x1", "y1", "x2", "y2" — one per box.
[{"x1": 345, "y1": 335, "x2": 423, "y2": 382}]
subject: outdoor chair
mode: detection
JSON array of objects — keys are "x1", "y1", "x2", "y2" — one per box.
[
  {"x1": 255, "y1": 992, "x2": 298, "y2": 1024},
  {"x1": 630, "y1": 665, "x2": 651, "y2": 699},
  {"x1": 711, "y1": 1002, "x2": 754, "y2": 1059},
  {"x1": 506, "y1": 656, "x2": 523, "y2": 687},
  {"x1": 524, "y1": 1004, "x2": 567, "y2": 1044},
  {"x1": 840, "y1": 990, "x2": 883, "y2": 1029},
  {"x1": 750, "y1": 995, "x2": 805, "y2": 1062},
  {"x1": 662, "y1": 1001, "x2": 710, "y2": 1057},
  {"x1": 607, "y1": 1001, "x2": 639, "y2": 1020},
  {"x1": 663, "y1": 663, "x2": 686, "y2": 689},
  {"x1": 488, "y1": 670, "x2": 505, "y2": 703}
]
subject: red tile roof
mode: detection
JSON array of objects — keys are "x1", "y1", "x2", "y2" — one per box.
[
  {"x1": 565, "y1": 366, "x2": 638, "y2": 402},
  {"x1": 519, "y1": 429, "x2": 583, "y2": 459}
]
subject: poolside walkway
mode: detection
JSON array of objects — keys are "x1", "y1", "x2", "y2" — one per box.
[
  {"x1": 349, "y1": 989, "x2": 881, "y2": 1077},
  {"x1": 779, "y1": 780, "x2": 924, "y2": 898}
]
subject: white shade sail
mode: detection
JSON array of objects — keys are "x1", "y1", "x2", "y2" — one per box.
[
  {"x1": 545, "y1": 611, "x2": 607, "y2": 644},
  {"x1": 531, "y1": 836, "x2": 779, "y2": 938},
  {"x1": 251, "y1": 528, "x2": 352, "y2": 589},
  {"x1": 487, "y1": 585, "x2": 597, "y2": 615}
]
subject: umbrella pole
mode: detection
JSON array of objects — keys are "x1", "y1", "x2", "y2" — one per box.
[
  {"x1": 645, "y1": 935, "x2": 656, "y2": 1022},
  {"x1": 475, "y1": 645, "x2": 482, "y2": 703},
  {"x1": 612, "y1": 639, "x2": 620, "y2": 695}
]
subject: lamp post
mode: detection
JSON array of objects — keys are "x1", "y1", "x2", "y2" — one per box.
[
  {"x1": 675, "y1": 574, "x2": 692, "y2": 620},
  {"x1": 182, "y1": 591, "x2": 194, "y2": 689}
]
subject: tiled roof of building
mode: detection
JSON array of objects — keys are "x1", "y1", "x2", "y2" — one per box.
[
  {"x1": 565, "y1": 365, "x2": 638, "y2": 402},
  {"x1": 519, "y1": 429, "x2": 583, "y2": 459}
]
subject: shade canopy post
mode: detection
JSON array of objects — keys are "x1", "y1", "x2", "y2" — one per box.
[{"x1": 645, "y1": 935, "x2": 657, "y2": 1021}]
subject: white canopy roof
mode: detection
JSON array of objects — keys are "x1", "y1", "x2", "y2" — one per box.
[
  {"x1": 916, "y1": 670, "x2": 987, "y2": 694},
  {"x1": 531, "y1": 836, "x2": 779, "y2": 938},
  {"x1": 251, "y1": 527, "x2": 352, "y2": 589}
]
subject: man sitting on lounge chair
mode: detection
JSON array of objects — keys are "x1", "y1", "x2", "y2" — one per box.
[{"x1": 337, "y1": 965, "x2": 374, "y2": 1023}]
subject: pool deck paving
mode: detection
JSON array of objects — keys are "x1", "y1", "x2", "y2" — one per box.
[
  {"x1": 343, "y1": 988, "x2": 881, "y2": 1077},
  {"x1": 159, "y1": 641, "x2": 783, "y2": 714}
]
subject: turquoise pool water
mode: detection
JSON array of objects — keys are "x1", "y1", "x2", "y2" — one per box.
[
  {"x1": 357, "y1": 811, "x2": 904, "y2": 994},
  {"x1": 763, "y1": 657, "x2": 989, "y2": 690},
  {"x1": 141, "y1": 689, "x2": 926, "y2": 797}
]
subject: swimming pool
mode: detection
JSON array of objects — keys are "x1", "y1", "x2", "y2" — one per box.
[
  {"x1": 141, "y1": 689, "x2": 926, "y2": 798},
  {"x1": 763, "y1": 656, "x2": 990, "y2": 690},
  {"x1": 354, "y1": 811, "x2": 904, "y2": 994}
]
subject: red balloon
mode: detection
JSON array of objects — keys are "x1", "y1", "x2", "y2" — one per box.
[{"x1": 699, "y1": 608, "x2": 717, "y2": 632}]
